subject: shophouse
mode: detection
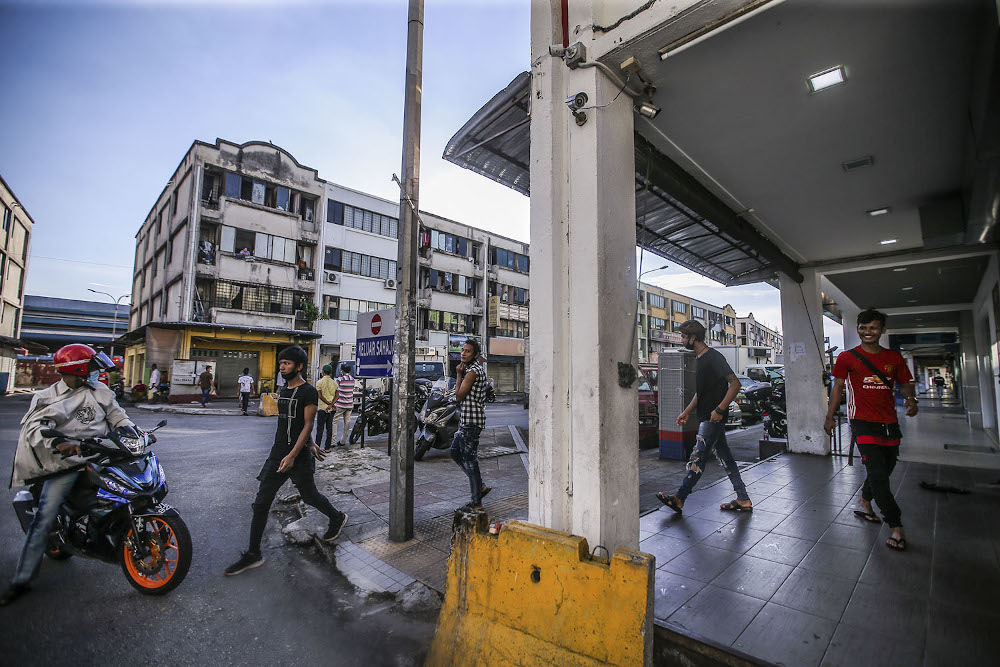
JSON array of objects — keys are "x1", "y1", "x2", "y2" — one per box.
[
  {"x1": 736, "y1": 312, "x2": 784, "y2": 364},
  {"x1": 121, "y1": 139, "x2": 323, "y2": 399},
  {"x1": 0, "y1": 174, "x2": 34, "y2": 393}
]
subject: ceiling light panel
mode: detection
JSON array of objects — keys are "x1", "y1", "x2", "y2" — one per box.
[
  {"x1": 893, "y1": 268, "x2": 907, "y2": 272},
  {"x1": 880, "y1": 239, "x2": 898, "y2": 245},
  {"x1": 867, "y1": 207, "x2": 891, "y2": 217},
  {"x1": 808, "y1": 66, "x2": 846, "y2": 92}
]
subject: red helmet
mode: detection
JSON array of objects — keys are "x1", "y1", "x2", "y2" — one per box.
[{"x1": 53, "y1": 344, "x2": 116, "y2": 379}]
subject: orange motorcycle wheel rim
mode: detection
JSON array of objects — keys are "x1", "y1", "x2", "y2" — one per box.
[{"x1": 123, "y1": 517, "x2": 180, "y2": 589}]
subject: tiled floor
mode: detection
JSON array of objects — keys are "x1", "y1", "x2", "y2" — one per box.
[{"x1": 648, "y1": 452, "x2": 1000, "y2": 667}]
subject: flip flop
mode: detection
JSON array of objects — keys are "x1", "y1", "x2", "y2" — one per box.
[
  {"x1": 853, "y1": 510, "x2": 882, "y2": 524},
  {"x1": 657, "y1": 492, "x2": 683, "y2": 514},
  {"x1": 720, "y1": 500, "x2": 753, "y2": 512},
  {"x1": 886, "y1": 536, "x2": 906, "y2": 551}
]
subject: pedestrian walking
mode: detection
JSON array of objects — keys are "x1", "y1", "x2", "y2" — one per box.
[
  {"x1": 824, "y1": 308, "x2": 917, "y2": 552},
  {"x1": 932, "y1": 374, "x2": 945, "y2": 399},
  {"x1": 315, "y1": 364, "x2": 336, "y2": 450},
  {"x1": 224, "y1": 346, "x2": 348, "y2": 576},
  {"x1": 237, "y1": 368, "x2": 255, "y2": 416},
  {"x1": 332, "y1": 364, "x2": 355, "y2": 447},
  {"x1": 450, "y1": 339, "x2": 491, "y2": 509},
  {"x1": 657, "y1": 320, "x2": 751, "y2": 514},
  {"x1": 149, "y1": 363, "x2": 161, "y2": 401},
  {"x1": 198, "y1": 365, "x2": 214, "y2": 407}
]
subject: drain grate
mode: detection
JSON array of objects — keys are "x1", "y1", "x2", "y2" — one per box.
[{"x1": 944, "y1": 443, "x2": 999, "y2": 454}]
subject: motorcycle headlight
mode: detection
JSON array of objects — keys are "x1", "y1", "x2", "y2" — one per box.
[{"x1": 119, "y1": 436, "x2": 143, "y2": 455}]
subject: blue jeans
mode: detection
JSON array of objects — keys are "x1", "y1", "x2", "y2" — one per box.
[
  {"x1": 450, "y1": 425, "x2": 484, "y2": 505},
  {"x1": 200, "y1": 387, "x2": 211, "y2": 406},
  {"x1": 677, "y1": 420, "x2": 749, "y2": 502},
  {"x1": 11, "y1": 472, "x2": 80, "y2": 587}
]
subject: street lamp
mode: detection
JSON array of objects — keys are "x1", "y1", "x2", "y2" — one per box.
[
  {"x1": 639, "y1": 264, "x2": 669, "y2": 280},
  {"x1": 88, "y1": 289, "x2": 130, "y2": 356}
]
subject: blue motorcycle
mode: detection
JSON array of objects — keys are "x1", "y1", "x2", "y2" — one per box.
[{"x1": 12, "y1": 420, "x2": 192, "y2": 595}]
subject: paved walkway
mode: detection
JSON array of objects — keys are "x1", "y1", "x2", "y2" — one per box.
[{"x1": 646, "y1": 451, "x2": 1000, "y2": 666}]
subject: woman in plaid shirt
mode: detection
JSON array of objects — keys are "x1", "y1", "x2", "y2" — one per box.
[{"x1": 450, "y1": 339, "x2": 491, "y2": 509}]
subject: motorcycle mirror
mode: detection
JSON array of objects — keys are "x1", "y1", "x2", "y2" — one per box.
[{"x1": 157, "y1": 419, "x2": 168, "y2": 428}]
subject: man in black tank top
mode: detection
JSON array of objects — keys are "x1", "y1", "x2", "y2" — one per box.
[{"x1": 224, "y1": 346, "x2": 348, "y2": 576}]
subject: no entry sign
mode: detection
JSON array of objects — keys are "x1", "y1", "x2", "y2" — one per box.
[{"x1": 356, "y1": 308, "x2": 396, "y2": 377}]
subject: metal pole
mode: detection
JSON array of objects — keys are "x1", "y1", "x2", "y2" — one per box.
[
  {"x1": 361, "y1": 378, "x2": 366, "y2": 449},
  {"x1": 389, "y1": 0, "x2": 422, "y2": 543}
]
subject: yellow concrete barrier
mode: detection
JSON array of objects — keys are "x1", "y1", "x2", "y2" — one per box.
[{"x1": 427, "y1": 511, "x2": 654, "y2": 667}]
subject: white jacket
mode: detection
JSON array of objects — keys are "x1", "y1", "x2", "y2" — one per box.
[{"x1": 10, "y1": 380, "x2": 134, "y2": 488}]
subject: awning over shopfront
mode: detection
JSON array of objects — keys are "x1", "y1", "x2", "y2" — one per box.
[
  {"x1": 443, "y1": 72, "x2": 802, "y2": 286},
  {"x1": 1, "y1": 334, "x2": 49, "y2": 355},
  {"x1": 114, "y1": 321, "x2": 322, "y2": 347}
]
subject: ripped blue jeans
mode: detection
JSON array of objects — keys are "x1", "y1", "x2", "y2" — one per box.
[
  {"x1": 676, "y1": 420, "x2": 749, "y2": 501},
  {"x1": 450, "y1": 425, "x2": 484, "y2": 505}
]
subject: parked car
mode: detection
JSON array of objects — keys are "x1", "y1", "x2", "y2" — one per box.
[{"x1": 736, "y1": 374, "x2": 761, "y2": 424}]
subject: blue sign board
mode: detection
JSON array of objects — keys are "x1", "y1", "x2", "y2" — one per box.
[{"x1": 356, "y1": 309, "x2": 395, "y2": 378}]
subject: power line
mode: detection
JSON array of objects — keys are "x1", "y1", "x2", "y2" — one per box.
[{"x1": 28, "y1": 254, "x2": 133, "y2": 270}]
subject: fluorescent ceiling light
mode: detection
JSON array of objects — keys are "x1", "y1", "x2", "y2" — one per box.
[
  {"x1": 893, "y1": 268, "x2": 907, "y2": 272},
  {"x1": 880, "y1": 239, "x2": 898, "y2": 245},
  {"x1": 808, "y1": 66, "x2": 846, "y2": 92},
  {"x1": 868, "y1": 207, "x2": 891, "y2": 217},
  {"x1": 902, "y1": 287, "x2": 913, "y2": 291},
  {"x1": 907, "y1": 299, "x2": 918, "y2": 303}
]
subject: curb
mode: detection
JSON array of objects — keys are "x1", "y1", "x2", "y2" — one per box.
[{"x1": 133, "y1": 404, "x2": 266, "y2": 417}]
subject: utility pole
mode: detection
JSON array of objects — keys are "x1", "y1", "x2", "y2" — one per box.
[{"x1": 389, "y1": 0, "x2": 423, "y2": 542}]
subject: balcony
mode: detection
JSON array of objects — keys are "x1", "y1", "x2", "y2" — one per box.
[{"x1": 297, "y1": 267, "x2": 315, "y2": 281}]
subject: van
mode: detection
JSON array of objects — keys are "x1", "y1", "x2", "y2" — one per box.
[{"x1": 744, "y1": 364, "x2": 783, "y2": 383}]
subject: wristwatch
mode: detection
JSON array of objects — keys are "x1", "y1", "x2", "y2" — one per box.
[{"x1": 714, "y1": 406, "x2": 727, "y2": 416}]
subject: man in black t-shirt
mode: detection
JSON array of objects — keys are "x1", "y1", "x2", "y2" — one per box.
[
  {"x1": 657, "y1": 320, "x2": 752, "y2": 514},
  {"x1": 224, "y1": 346, "x2": 348, "y2": 576}
]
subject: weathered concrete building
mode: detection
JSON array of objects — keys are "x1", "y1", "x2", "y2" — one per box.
[
  {"x1": 736, "y1": 313, "x2": 784, "y2": 364},
  {"x1": 121, "y1": 139, "x2": 323, "y2": 398},
  {"x1": 0, "y1": 174, "x2": 35, "y2": 393}
]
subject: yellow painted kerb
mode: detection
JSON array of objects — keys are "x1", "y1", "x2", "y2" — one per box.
[{"x1": 427, "y1": 515, "x2": 654, "y2": 667}]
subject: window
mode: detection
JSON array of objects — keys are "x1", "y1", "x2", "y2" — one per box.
[
  {"x1": 649, "y1": 317, "x2": 666, "y2": 330},
  {"x1": 336, "y1": 203, "x2": 399, "y2": 239},
  {"x1": 672, "y1": 301, "x2": 687, "y2": 314},
  {"x1": 490, "y1": 247, "x2": 528, "y2": 272},
  {"x1": 647, "y1": 293, "x2": 665, "y2": 309},
  {"x1": 324, "y1": 247, "x2": 341, "y2": 271},
  {"x1": 327, "y1": 200, "x2": 343, "y2": 226},
  {"x1": 423, "y1": 310, "x2": 475, "y2": 333},
  {"x1": 324, "y1": 246, "x2": 396, "y2": 280},
  {"x1": 424, "y1": 269, "x2": 476, "y2": 295},
  {"x1": 496, "y1": 318, "x2": 529, "y2": 338},
  {"x1": 171, "y1": 192, "x2": 178, "y2": 216},
  {"x1": 691, "y1": 306, "x2": 706, "y2": 319},
  {"x1": 323, "y1": 296, "x2": 394, "y2": 322},
  {"x1": 152, "y1": 252, "x2": 160, "y2": 277},
  {"x1": 300, "y1": 197, "x2": 315, "y2": 222},
  {"x1": 211, "y1": 279, "x2": 309, "y2": 316},
  {"x1": 155, "y1": 211, "x2": 162, "y2": 236},
  {"x1": 1, "y1": 204, "x2": 10, "y2": 234},
  {"x1": 224, "y1": 172, "x2": 241, "y2": 199}
]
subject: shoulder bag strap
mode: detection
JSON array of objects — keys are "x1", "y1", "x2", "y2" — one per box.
[{"x1": 848, "y1": 349, "x2": 893, "y2": 389}]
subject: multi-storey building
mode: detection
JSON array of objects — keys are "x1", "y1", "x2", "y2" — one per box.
[
  {"x1": 736, "y1": 313, "x2": 784, "y2": 363},
  {"x1": 122, "y1": 139, "x2": 323, "y2": 398},
  {"x1": 316, "y1": 181, "x2": 529, "y2": 393},
  {"x1": 636, "y1": 281, "x2": 738, "y2": 363},
  {"x1": 0, "y1": 174, "x2": 34, "y2": 393}
]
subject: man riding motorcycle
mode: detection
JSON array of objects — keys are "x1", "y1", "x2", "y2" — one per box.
[{"x1": 2, "y1": 344, "x2": 134, "y2": 606}]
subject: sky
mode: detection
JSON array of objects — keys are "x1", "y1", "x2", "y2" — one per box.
[{"x1": 0, "y1": 0, "x2": 844, "y2": 349}]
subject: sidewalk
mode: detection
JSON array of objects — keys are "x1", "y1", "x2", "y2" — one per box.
[{"x1": 133, "y1": 397, "x2": 258, "y2": 416}]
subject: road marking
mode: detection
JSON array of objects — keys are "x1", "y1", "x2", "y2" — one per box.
[{"x1": 508, "y1": 424, "x2": 529, "y2": 473}]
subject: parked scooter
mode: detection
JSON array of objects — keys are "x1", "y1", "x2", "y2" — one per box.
[
  {"x1": 414, "y1": 378, "x2": 433, "y2": 412},
  {"x1": 485, "y1": 384, "x2": 496, "y2": 403},
  {"x1": 349, "y1": 388, "x2": 391, "y2": 444},
  {"x1": 12, "y1": 420, "x2": 192, "y2": 594},
  {"x1": 743, "y1": 377, "x2": 787, "y2": 439},
  {"x1": 413, "y1": 377, "x2": 460, "y2": 461}
]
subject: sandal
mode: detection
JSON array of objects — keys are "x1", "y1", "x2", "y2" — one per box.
[
  {"x1": 720, "y1": 500, "x2": 753, "y2": 512},
  {"x1": 657, "y1": 492, "x2": 683, "y2": 514},
  {"x1": 480, "y1": 485, "x2": 492, "y2": 500},
  {"x1": 886, "y1": 536, "x2": 906, "y2": 551},
  {"x1": 853, "y1": 510, "x2": 882, "y2": 524}
]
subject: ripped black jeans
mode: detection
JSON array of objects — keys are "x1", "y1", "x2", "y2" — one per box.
[{"x1": 676, "y1": 420, "x2": 749, "y2": 501}]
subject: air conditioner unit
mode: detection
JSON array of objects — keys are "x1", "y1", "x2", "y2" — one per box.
[
  {"x1": 384, "y1": 278, "x2": 397, "y2": 289},
  {"x1": 326, "y1": 272, "x2": 340, "y2": 284}
]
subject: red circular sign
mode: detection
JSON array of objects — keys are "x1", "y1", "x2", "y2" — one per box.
[{"x1": 371, "y1": 314, "x2": 382, "y2": 335}]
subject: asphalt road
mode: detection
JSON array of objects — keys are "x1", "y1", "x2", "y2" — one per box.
[{"x1": 0, "y1": 394, "x2": 437, "y2": 667}]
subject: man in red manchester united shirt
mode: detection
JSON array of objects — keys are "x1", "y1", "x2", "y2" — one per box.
[{"x1": 824, "y1": 309, "x2": 918, "y2": 551}]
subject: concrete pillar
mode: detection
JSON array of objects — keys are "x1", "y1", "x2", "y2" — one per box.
[
  {"x1": 779, "y1": 268, "x2": 830, "y2": 454},
  {"x1": 960, "y1": 310, "x2": 983, "y2": 428},
  {"x1": 528, "y1": 0, "x2": 639, "y2": 552}
]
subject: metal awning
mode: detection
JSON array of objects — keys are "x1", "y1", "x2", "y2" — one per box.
[{"x1": 443, "y1": 72, "x2": 802, "y2": 286}]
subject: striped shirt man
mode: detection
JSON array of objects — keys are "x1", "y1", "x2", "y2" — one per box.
[{"x1": 334, "y1": 372, "x2": 355, "y2": 410}]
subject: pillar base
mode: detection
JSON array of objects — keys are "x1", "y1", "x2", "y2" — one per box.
[{"x1": 426, "y1": 509, "x2": 655, "y2": 666}]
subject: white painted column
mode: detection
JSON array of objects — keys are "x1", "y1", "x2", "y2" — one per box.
[
  {"x1": 841, "y1": 304, "x2": 861, "y2": 350},
  {"x1": 779, "y1": 268, "x2": 830, "y2": 455},
  {"x1": 960, "y1": 310, "x2": 984, "y2": 428},
  {"x1": 528, "y1": 0, "x2": 640, "y2": 552}
]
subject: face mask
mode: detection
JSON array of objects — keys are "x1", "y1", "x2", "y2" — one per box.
[
  {"x1": 86, "y1": 370, "x2": 101, "y2": 388},
  {"x1": 281, "y1": 369, "x2": 299, "y2": 382}
]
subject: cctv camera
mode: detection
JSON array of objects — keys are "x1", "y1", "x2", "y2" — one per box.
[{"x1": 565, "y1": 92, "x2": 588, "y2": 112}]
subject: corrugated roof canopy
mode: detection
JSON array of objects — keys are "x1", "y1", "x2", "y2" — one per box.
[{"x1": 444, "y1": 72, "x2": 801, "y2": 286}]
